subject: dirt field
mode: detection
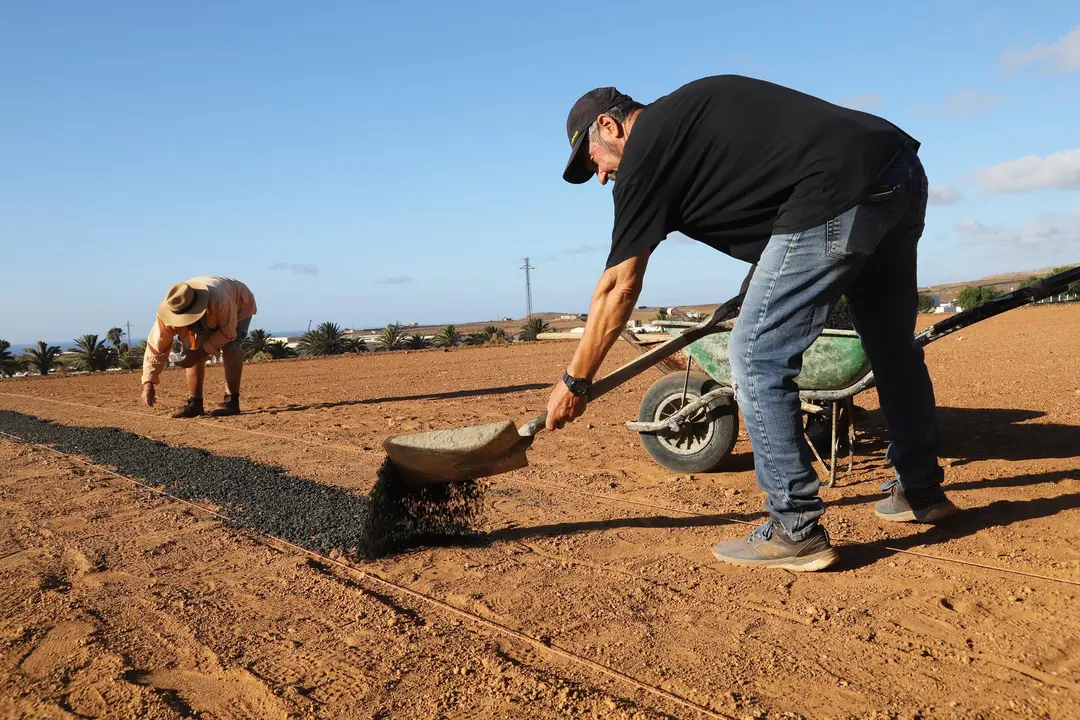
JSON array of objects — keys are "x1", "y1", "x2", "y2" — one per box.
[{"x1": 1, "y1": 305, "x2": 1078, "y2": 719}]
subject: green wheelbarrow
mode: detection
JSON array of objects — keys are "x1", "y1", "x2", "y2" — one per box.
[{"x1": 622, "y1": 265, "x2": 1080, "y2": 487}]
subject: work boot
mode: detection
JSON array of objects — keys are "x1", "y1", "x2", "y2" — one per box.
[
  {"x1": 209, "y1": 393, "x2": 241, "y2": 417},
  {"x1": 711, "y1": 521, "x2": 838, "y2": 572},
  {"x1": 875, "y1": 480, "x2": 957, "y2": 523},
  {"x1": 171, "y1": 396, "x2": 204, "y2": 419}
]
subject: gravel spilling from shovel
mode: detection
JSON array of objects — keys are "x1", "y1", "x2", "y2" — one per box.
[{"x1": 0, "y1": 410, "x2": 484, "y2": 560}]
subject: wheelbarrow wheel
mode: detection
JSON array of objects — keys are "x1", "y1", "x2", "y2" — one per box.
[{"x1": 637, "y1": 371, "x2": 739, "y2": 474}]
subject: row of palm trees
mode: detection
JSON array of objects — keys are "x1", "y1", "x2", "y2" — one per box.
[
  {"x1": 0, "y1": 329, "x2": 147, "y2": 377},
  {"x1": 265, "y1": 317, "x2": 553, "y2": 358},
  {"x1": 0, "y1": 317, "x2": 557, "y2": 376}
]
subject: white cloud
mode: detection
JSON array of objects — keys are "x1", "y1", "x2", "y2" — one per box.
[
  {"x1": 927, "y1": 184, "x2": 963, "y2": 205},
  {"x1": 374, "y1": 276, "x2": 414, "y2": 285},
  {"x1": 917, "y1": 88, "x2": 1005, "y2": 117},
  {"x1": 836, "y1": 93, "x2": 882, "y2": 111},
  {"x1": 1001, "y1": 25, "x2": 1080, "y2": 74},
  {"x1": 269, "y1": 262, "x2": 318, "y2": 276},
  {"x1": 956, "y1": 211, "x2": 1080, "y2": 252},
  {"x1": 971, "y1": 149, "x2": 1080, "y2": 194}
]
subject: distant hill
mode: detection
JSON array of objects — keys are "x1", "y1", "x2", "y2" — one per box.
[{"x1": 917, "y1": 265, "x2": 1079, "y2": 303}]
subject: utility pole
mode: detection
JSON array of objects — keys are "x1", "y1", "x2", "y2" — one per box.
[
  {"x1": 125, "y1": 321, "x2": 132, "y2": 349},
  {"x1": 520, "y1": 257, "x2": 535, "y2": 318}
]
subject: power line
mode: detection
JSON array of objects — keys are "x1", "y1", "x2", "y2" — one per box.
[{"x1": 520, "y1": 257, "x2": 535, "y2": 318}]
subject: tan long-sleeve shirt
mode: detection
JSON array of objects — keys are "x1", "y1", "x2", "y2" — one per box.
[{"x1": 141, "y1": 276, "x2": 257, "y2": 385}]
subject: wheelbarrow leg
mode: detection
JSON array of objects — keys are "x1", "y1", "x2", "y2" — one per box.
[
  {"x1": 804, "y1": 414, "x2": 836, "y2": 488},
  {"x1": 828, "y1": 401, "x2": 838, "y2": 488},
  {"x1": 846, "y1": 397, "x2": 855, "y2": 473}
]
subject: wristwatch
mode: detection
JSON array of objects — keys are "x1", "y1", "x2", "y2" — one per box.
[{"x1": 562, "y1": 371, "x2": 591, "y2": 397}]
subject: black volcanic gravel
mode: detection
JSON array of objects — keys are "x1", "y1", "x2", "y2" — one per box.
[{"x1": 0, "y1": 410, "x2": 484, "y2": 560}]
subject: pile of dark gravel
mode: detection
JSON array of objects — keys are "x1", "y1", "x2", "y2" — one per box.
[{"x1": 0, "y1": 410, "x2": 484, "y2": 560}]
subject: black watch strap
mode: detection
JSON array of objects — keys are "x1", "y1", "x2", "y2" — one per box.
[{"x1": 562, "y1": 371, "x2": 591, "y2": 397}]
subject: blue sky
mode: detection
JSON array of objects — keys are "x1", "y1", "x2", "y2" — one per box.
[{"x1": 2, "y1": 1, "x2": 1078, "y2": 343}]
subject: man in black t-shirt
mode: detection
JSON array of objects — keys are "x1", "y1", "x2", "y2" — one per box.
[{"x1": 545, "y1": 75, "x2": 956, "y2": 572}]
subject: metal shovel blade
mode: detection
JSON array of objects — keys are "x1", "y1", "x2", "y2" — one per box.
[{"x1": 382, "y1": 420, "x2": 535, "y2": 487}]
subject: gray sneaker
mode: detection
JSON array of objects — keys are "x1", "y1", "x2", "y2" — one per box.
[
  {"x1": 712, "y1": 522, "x2": 839, "y2": 572},
  {"x1": 875, "y1": 481, "x2": 957, "y2": 523}
]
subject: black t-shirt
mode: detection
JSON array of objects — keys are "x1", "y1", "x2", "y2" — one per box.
[{"x1": 606, "y1": 75, "x2": 918, "y2": 269}]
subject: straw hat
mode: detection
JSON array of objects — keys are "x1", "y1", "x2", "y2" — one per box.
[{"x1": 157, "y1": 280, "x2": 209, "y2": 326}]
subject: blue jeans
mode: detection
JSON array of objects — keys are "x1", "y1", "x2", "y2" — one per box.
[{"x1": 729, "y1": 145, "x2": 943, "y2": 541}]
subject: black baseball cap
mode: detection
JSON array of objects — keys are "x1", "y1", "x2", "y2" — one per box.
[{"x1": 562, "y1": 87, "x2": 632, "y2": 184}]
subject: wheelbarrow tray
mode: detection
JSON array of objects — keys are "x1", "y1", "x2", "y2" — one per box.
[{"x1": 657, "y1": 322, "x2": 871, "y2": 393}]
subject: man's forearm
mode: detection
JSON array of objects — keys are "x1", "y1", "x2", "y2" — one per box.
[{"x1": 566, "y1": 254, "x2": 648, "y2": 380}]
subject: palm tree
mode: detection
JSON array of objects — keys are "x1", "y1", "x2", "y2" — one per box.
[
  {"x1": 69, "y1": 334, "x2": 116, "y2": 372},
  {"x1": 22, "y1": 341, "x2": 62, "y2": 376},
  {"x1": 297, "y1": 321, "x2": 347, "y2": 356},
  {"x1": 106, "y1": 327, "x2": 125, "y2": 350},
  {"x1": 375, "y1": 324, "x2": 407, "y2": 352},
  {"x1": 242, "y1": 328, "x2": 273, "y2": 359},
  {"x1": 433, "y1": 324, "x2": 461, "y2": 348},
  {"x1": 342, "y1": 337, "x2": 369, "y2": 353},
  {"x1": 519, "y1": 317, "x2": 551, "y2": 342},
  {"x1": 267, "y1": 340, "x2": 297, "y2": 359},
  {"x1": 463, "y1": 332, "x2": 486, "y2": 346},
  {"x1": 116, "y1": 350, "x2": 142, "y2": 371},
  {"x1": 406, "y1": 334, "x2": 431, "y2": 350},
  {"x1": 482, "y1": 326, "x2": 511, "y2": 344},
  {"x1": 0, "y1": 339, "x2": 22, "y2": 377},
  {"x1": 115, "y1": 339, "x2": 147, "y2": 372}
]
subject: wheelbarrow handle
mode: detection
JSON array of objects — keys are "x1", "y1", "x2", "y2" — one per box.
[{"x1": 518, "y1": 292, "x2": 746, "y2": 438}]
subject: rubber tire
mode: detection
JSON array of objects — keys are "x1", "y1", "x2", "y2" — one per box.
[{"x1": 637, "y1": 371, "x2": 740, "y2": 474}]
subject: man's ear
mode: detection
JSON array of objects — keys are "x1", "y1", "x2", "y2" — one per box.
[{"x1": 596, "y1": 113, "x2": 623, "y2": 138}]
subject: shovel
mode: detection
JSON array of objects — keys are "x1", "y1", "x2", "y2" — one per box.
[{"x1": 382, "y1": 293, "x2": 744, "y2": 487}]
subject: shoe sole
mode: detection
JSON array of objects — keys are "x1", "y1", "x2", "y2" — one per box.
[
  {"x1": 875, "y1": 500, "x2": 958, "y2": 523},
  {"x1": 711, "y1": 547, "x2": 839, "y2": 572}
]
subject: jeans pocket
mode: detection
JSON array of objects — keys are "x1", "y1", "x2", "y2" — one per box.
[{"x1": 826, "y1": 185, "x2": 908, "y2": 260}]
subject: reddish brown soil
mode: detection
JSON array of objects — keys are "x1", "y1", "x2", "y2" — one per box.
[{"x1": 2, "y1": 305, "x2": 1079, "y2": 719}]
